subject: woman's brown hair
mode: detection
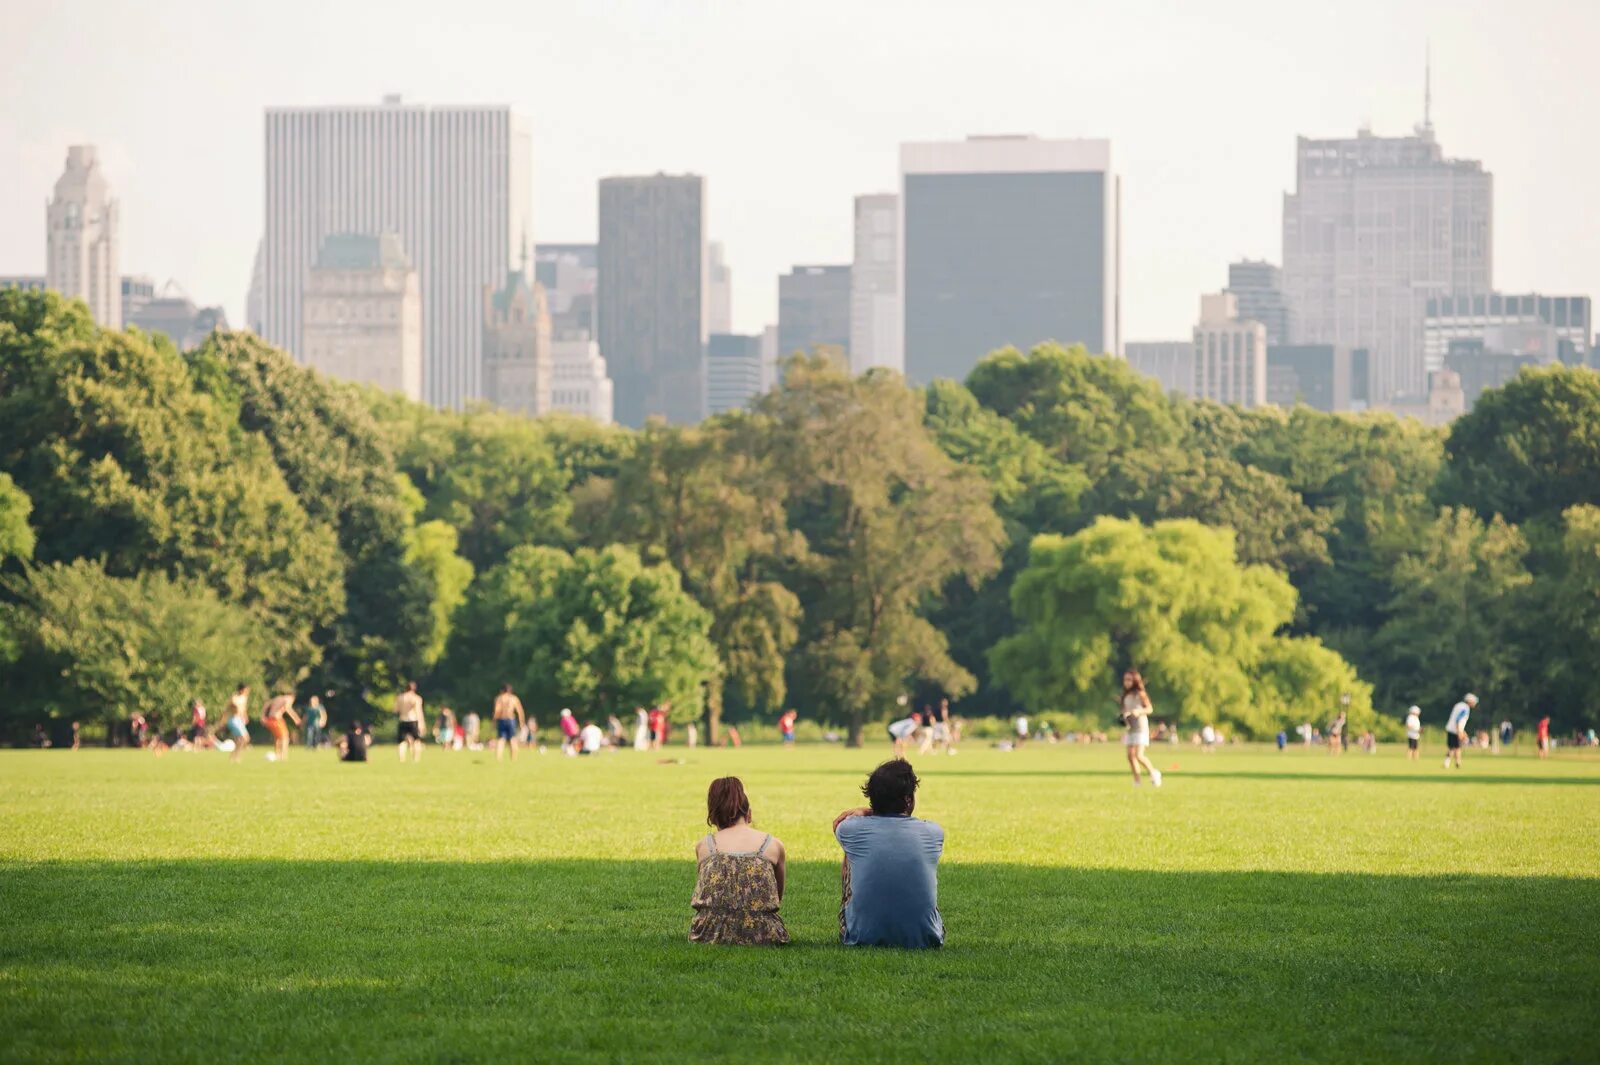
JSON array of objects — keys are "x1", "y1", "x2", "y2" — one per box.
[
  {"x1": 1123, "y1": 669, "x2": 1148, "y2": 695},
  {"x1": 706, "y1": 776, "x2": 752, "y2": 830}
]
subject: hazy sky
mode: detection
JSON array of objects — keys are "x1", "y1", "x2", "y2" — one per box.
[{"x1": 3, "y1": 0, "x2": 1597, "y2": 340}]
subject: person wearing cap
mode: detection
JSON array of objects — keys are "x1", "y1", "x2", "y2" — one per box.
[
  {"x1": 1444, "y1": 693, "x2": 1476, "y2": 769},
  {"x1": 1404, "y1": 705, "x2": 1422, "y2": 761},
  {"x1": 558, "y1": 708, "x2": 580, "y2": 756}
]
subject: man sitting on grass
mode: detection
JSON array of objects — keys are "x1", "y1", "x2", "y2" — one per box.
[{"x1": 831, "y1": 760, "x2": 945, "y2": 948}]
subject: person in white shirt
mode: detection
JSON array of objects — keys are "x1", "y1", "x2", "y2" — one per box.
[
  {"x1": 578, "y1": 721, "x2": 605, "y2": 755},
  {"x1": 1118, "y1": 670, "x2": 1162, "y2": 788},
  {"x1": 1404, "y1": 706, "x2": 1422, "y2": 761},
  {"x1": 1444, "y1": 693, "x2": 1476, "y2": 769}
]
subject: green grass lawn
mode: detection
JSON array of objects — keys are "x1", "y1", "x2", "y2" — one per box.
[{"x1": 1, "y1": 740, "x2": 1597, "y2": 1063}]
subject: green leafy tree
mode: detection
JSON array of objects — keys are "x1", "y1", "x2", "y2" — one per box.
[
  {"x1": 442, "y1": 544, "x2": 719, "y2": 725},
  {"x1": 1535, "y1": 505, "x2": 1600, "y2": 729},
  {"x1": 1368, "y1": 507, "x2": 1531, "y2": 715},
  {"x1": 592, "y1": 420, "x2": 801, "y2": 736},
  {"x1": 0, "y1": 291, "x2": 343, "y2": 683},
  {"x1": 186, "y1": 331, "x2": 449, "y2": 701},
  {"x1": 1438, "y1": 365, "x2": 1600, "y2": 526},
  {"x1": 993, "y1": 516, "x2": 1371, "y2": 737},
  {"x1": 0, "y1": 473, "x2": 35, "y2": 565},
  {"x1": 922, "y1": 379, "x2": 1088, "y2": 716},
  {"x1": 3, "y1": 559, "x2": 269, "y2": 733},
  {"x1": 758, "y1": 357, "x2": 1004, "y2": 744},
  {"x1": 404, "y1": 518, "x2": 474, "y2": 669}
]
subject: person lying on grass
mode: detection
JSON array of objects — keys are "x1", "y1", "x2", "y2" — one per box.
[
  {"x1": 689, "y1": 776, "x2": 789, "y2": 945},
  {"x1": 831, "y1": 760, "x2": 945, "y2": 948}
]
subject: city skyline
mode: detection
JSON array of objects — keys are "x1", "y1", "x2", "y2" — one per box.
[{"x1": 3, "y1": 0, "x2": 1595, "y2": 347}]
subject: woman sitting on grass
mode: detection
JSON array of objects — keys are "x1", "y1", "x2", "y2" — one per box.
[{"x1": 689, "y1": 777, "x2": 789, "y2": 945}]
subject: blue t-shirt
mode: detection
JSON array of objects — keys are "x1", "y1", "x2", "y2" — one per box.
[{"x1": 835, "y1": 814, "x2": 945, "y2": 948}]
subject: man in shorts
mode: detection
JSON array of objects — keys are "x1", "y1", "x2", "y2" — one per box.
[
  {"x1": 1444, "y1": 693, "x2": 1476, "y2": 770},
  {"x1": 492, "y1": 684, "x2": 527, "y2": 762},
  {"x1": 395, "y1": 682, "x2": 427, "y2": 763},
  {"x1": 225, "y1": 685, "x2": 252, "y2": 763},
  {"x1": 1404, "y1": 705, "x2": 1422, "y2": 761},
  {"x1": 261, "y1": 692, "x2": 301, "y2": 761}
]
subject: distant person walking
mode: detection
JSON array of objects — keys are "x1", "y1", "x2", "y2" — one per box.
[
  {"x1": 1405, "y1": 706, "x2": 1422, "y2": 761},
  {"x1": 189, "y1": 699, "x2": 209, "y2": 746},
  {"x1": 303, "y1": 696, "x2": 327, "y2": 750},
  {"x1": 779, "y1": 709, "x2": 798, "y2": 747},
  {"x1": 226, "y1": 685, "x2": 251, "y2": 763},
  {"x1": 689, "y1": 777, "x2": 789, "y2": 945},
  {"x1": 395, "y1": 682, "x2": 427, "y2": 763},
  {"x1": 261, "y1": 692, "x2": 301, "y2": 762},
  {"x1": 1329, "y1": 710, "x2": 1348, "y2": 755},
  {"x1": 1537, "y1": 715, "x2": 1551, "y2": 759},
  {"x1": 1119, "y1": 670, "x2": 1162, "y2": 788},
  {"x1": 1444, "y1": 693, "x2": 1476, "y2": 770},
  {"x1": 633, "y1": 707, "x2": 650, "y2": 751},
  {"x1": 493, "y1": 684, "x2": 526, "y2": 762},
  {"x1": 559, "y1": 708, "x2": 580, "y2": 755}
]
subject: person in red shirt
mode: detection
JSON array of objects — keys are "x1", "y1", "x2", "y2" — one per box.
[
  {"x1": 779, "y1": 709, "x2": 798, "y2": 747},
  {"x1": 1537, "y1": 716, "x2": 1551, "y2": 759},
  {"x1": 649, "y1": 705, "x2": 670, "y2": 749},
  {"x1": 559, "y1": 708, "x2": 581, "y2": 756}
]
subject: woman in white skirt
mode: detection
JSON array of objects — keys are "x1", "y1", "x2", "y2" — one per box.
[{"x1": 1120, "y1": 670, "x2": 1162, "y2": 787}]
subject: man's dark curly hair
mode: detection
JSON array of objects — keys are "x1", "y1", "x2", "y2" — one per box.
[{"x1": 862, "y1": 759, "x2": 919, "y2": 815}]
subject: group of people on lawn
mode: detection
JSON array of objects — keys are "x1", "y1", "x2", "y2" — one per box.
[{"x1": 689, "y1": 759, "x2": 945, "y2": 949}]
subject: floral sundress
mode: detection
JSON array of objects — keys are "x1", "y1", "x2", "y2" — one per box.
[{"x1": 689, "y1": 833, "x2": 789, "y2": 945}]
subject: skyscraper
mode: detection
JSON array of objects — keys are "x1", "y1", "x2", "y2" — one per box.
[
  {"x1": 302, "y1": 233, "x2": 422, "y2": 401},
  {"x1": 46, "y1": 146, "x2": 120, "y2": 328},
  {"x1": 535, "y1": 243, "x2": 599, "y2": 339},
  {"x1": 1226, "y1": 260, "x2": 1291, "y2": 345},
  {"x1": 1192, "y1": 293, "x2": 1267, "y2": 407},
  {"x1": 850, "y1": 193, "x2": 901, "y2": 374},
  {"x1": 261, "y1": 97, "x2": 532, "y2": 408},
  {"x1": 778, "y1": 265, "x2": 851, "y2": 361},
  {"x1": 597, "y1": 174, "x2": 706, "y2": 427},
  {"x1": 1282, "y1": 125, "x2": 1491, "y2": 402},
  {"x1": 707, "y1": 241, "x2": 733, "y2": 335},
  {"x1": 900, "y1": 135, "x2": 1120, "y2": 384}
]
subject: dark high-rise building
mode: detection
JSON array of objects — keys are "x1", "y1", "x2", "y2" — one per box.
[
  {"x1": 900, "y1": 135, "x2": 1120, "y2": 385},
  {"x1": 706, "y1": 333, "x2": 764, "y2": 415},
  {"x1": 597, "y1": 174, "x2": 706, "y2": 426},
  {"x1": 778, "y1": 265, "x2": 851, "y2": 361},
  {"x1": 1266, "y1": 344, "x2": 1360, "y2": 412},
  {"x1": 1226, "y1": 260, "x2": 1291, "y2": 345}
]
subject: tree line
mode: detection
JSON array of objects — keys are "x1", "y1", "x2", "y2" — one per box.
[{"x1": 2, "y1": 289, "x2": 1597, "y2": 744}]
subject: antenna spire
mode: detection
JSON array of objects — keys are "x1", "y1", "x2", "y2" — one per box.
[{"x1": 1423, "y1": 42, "x2": 1433, "y2": 133}]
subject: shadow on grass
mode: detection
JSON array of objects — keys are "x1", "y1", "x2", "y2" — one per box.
[
  {"x1": 759, "y1": 766, "x2": 1600, "y2": 787},
  {"x1": 1, "y1": 858, "x2": 1597, "y2": 1063}
]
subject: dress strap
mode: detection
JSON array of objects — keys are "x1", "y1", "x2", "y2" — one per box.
[
  {"x1": 755, "y1": 834, "x2": 773, "y2": 857},
  {"x1": 704, "y1": 833, "x2": 717, "y2": 855}
]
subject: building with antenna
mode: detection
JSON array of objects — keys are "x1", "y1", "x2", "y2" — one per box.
[{"x1": 1281, "y1": 60, "x2": 1492, "y2": 403}]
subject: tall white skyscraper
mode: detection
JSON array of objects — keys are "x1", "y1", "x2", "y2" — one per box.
[
  {"x1": 900, "y1": 135, "x2": 1120, "y2": 384},
  {"x1": 850, "y1": 193, "x2": 900, "y2": 374},
  {"x1": 1282, "y1": 125, "x2": 1491, "y2": 402},
  {"x1": 46, "y1": 146, "x2": 120, "y2": 328},
  {"x1": 261, "y1": 97, "x2": 532, "y2": 408}
]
